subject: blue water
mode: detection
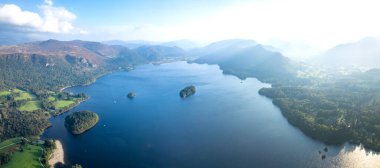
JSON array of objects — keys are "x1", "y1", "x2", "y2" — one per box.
[{"x1": 42, "y1": 61, "x2": 380, "y2": 168}]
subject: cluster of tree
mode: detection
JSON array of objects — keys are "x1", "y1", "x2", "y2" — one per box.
[
  {"x1": 38, "y1": 139, "x2": 82, "y2": 168},
  {"x1": 0, "y1": 93, "x2": 82, "y2": 166},
  {"x1": 0, "y1": 111, "x2": 50, "y2": 141},
  {"x1": 0, "y1": 152, "x2": 11, "y2": 166},
  {"x1": 39, "y1": 139, "x2": 56, "y2": 168},
  {"x1": 0, "y1": 138, "x2": 31, "y2": 166},
  {"x1": 40, "y1": 92, "x2": 87, "y2": 116},
  {"x1": 259, "y1": 69, "x2": 380, "y2": 151},
  {"x1": 65, "y1": 111, "x2": 99, "y2": 134}
]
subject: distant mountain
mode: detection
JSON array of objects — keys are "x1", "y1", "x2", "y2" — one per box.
[
  {"x1": 102, "y1": 40, "x2": 157, "y2": 49},
  {"x1": 264, "y1": 40, "x2": 320, "y2": 61},
  {"x1": 160, "y1": 40, "x2": 202, "y2": 50},
  {"x1": 0, "y1": 39, "x2": 123, "y2": 65},
  {"x1": 134, "y1": 45, "x2": 184, "y2": 61},
  {"x1": 204, "y1": 39, "x2": 257, "y2": 51},
  {"x1": 312, "y1": 37, "x2": 380, "y2": 69},
  {"x1": 194, "y1": 39, "x2": 298, "y2": 82},
  {"x1": 0, "y1": 38, "x2": 296, "y2": 90},
  {"x1": 103, "y1": 39, "x2": 202, "y2": 50}
]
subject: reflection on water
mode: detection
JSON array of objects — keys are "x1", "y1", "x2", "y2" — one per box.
[
  {"x1": 330, "y1": 145, "x2": 380, "y2": 168},
  {"x1": 43, "y1": 61, "x2": 380, "y2": 168}
]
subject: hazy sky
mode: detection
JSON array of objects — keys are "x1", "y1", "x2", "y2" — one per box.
[{"x1": 1, "y1": 0, "x2": 380, "y2": 56}]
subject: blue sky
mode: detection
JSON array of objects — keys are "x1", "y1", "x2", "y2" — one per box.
[
  {"x1": 37, "y1": 0, "x2": 235, "y2": 26},
  {"x1": 1, "y1": 0, "x2": 380, "y2": 59},
  {"x1": 0, "y1": 0, "x2": 246, "y2": 37}
]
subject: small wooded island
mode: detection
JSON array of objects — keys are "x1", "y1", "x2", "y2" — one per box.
[
  {"x1": 65, "y1": 111, "x2": 99, "y2": 134},
  {"x1": 180, "y1": 85, "x2": 196, "y2": 98},
  {"x1": 127, "y1": 92, "x2": 136, "y2": 99}
]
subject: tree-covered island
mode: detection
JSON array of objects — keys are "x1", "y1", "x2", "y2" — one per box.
[
  {"x1": 127, "y1": 92, "x2": 136, "y2": 99},
  {"x1": 179, "y1": 85, "x2": 196, "y2": 98},
  {"x1": 65, "y1": 111, "x2": 99, "y2": 134}
]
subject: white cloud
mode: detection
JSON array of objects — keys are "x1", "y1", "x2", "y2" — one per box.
[
  {"x1": 0, "y1": 4, "x2": 43, "y2": 28},
  {"x1": 0, "y1": 0, "x2": 77, "y2": 33},
  {"x1": 44, "y1": 0, "x2": 53, "y2": 6}
]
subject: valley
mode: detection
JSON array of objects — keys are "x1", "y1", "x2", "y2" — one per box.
[
  {"x1": 1, "y1": 38, "x2": 380, "y2": 167},
  {"x1": 1, "y1": 0, "x2": 379, "y2": 167}
]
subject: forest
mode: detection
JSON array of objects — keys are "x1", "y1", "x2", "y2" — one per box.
[{"x1": 258, "y1": 69, "x2": 380, "y2": 151}]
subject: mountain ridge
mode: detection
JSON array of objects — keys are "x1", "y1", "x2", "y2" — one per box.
[{"x1": 312, "y1": 37, "x2": 380, "y2": 69}]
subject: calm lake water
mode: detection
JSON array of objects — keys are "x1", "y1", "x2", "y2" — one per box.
[{"x1": 42, "y1": 61, "x2": 380, "y2": 168}]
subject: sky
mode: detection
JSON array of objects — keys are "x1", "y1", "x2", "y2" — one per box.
[{"x1": 1, "y1": 0, "x2": 380, "y2": 58}]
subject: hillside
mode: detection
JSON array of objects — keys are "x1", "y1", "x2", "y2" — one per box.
[
  {"x1": 102, "y1": 40, "x2": 158, "y2": 49},
  {"x1": 161, "y1": 40, "x2": 202, "y2": 50},
  {"x1": 194, "y1": 40, "x2": 299, "y2": 83},
  {"x1": 134, "y1": 45, "x2": 184, "y2": 60},
  {"x1": 0, "y1": 40, "x2": 185, "y2": 91}
]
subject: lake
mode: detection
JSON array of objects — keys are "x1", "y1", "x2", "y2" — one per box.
[{"x1": 42, "y1": 61, "x2": 380, "y2": 168}]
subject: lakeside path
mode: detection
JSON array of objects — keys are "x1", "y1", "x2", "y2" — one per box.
[{"x1": 49, "y1": 140, "x2": 64, "y2": 167}]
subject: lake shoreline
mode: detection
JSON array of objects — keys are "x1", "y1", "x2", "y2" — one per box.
[
  {"x1": 49, "y1": 140, "x2": 65, "y2": 167},
  {"x1": 41, "y1": 61, "x2": 380, "y2": 168}
]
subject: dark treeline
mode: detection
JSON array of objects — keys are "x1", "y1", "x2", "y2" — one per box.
[
  {"x1": 0, "y1": 111, "x2": 50, "y2": 141},
  {"x1": 0, "y1": 152, "x2": 11, "y2": 166}
]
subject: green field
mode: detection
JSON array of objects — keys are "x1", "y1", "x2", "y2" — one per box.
[
  {"x1": 11, "y1": 89, "x2": 23, "y2": 93},
  {"x1": 54, "y1": 100, "x2": 75, "y2": 109},
  {"x1": 47, "y1": 96, "x2": 56, "y2": 101},
  {"x1": 0, "y1": 88, "x2": 81, "y2": 116},
  {"x1": 0, "y1": 91, "x2": 11, "y2": 97},
  {"x1": 3, "y1": 144, "x2": 43, "y2": 168},
  {"x1": 18, "y1": 101, "x2": 42, "y2": 112},
  {"x1": 0, "y1": 89, "x2": 36, "y2": 101},
  {"x1": 14, "y1": 92, "x2": 35, "y2": 101}
]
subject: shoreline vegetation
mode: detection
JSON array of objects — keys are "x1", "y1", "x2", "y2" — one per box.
[
  {"x1": 49, "y1": 140, "x2": 64, "y2": 167},
  {"x1": 194, "y1": 56, "x2": 380, "y2": 152}
]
